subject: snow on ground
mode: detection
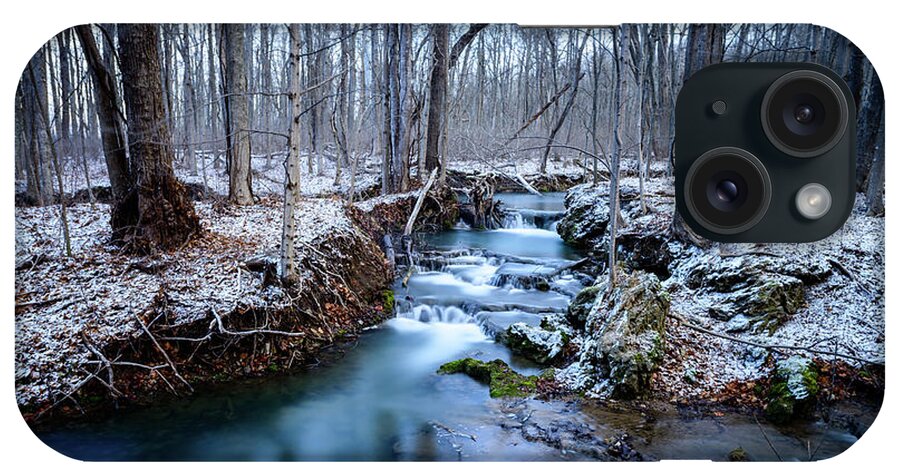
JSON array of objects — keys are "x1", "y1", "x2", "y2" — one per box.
[
  {"x1": 657, "y1": 194, "x2": 885, "y2": 401},
  {"x1": 54, "y1": 151, "x2": 596, "y2": 204},
  {"x1": 14, "y1": 196, "x2": 362, "y2": 408}
]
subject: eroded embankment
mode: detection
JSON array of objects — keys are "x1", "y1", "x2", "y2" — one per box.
[{"x1": 15, "y1": 197, "x2": 406, "y2": 421}]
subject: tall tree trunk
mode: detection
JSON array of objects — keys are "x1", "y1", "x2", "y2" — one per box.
[
  {"x1": 424, "y1": 24, "x2": 449, "y2": 174},
  {"x1": 224, "y1": 24, "x2": 254, "y2": 204},
  {"x1": 27, "y1": 60, "x2": 73, "y2": 256},
  {"x1": 75, "y1": 24, "x2": 132, "y2": 203},
  {"x1": 178, "y1": 25, "x2": 199, "y2": 176},
  {"x1": 281, "y1": 24, "x2": 303, "y2": 284},
  {"x1": 206, "y1": 24, "x2": 222, "y2": 170},
  {"x1": 609, "y1": 25, "x2": 626, "y2": 287},
  {"x1": 856, "y1": 70, "x2": 884, "y2": 190},
  {"x1": 115, "y1": 24, "x2": 200, "y2": 250}
]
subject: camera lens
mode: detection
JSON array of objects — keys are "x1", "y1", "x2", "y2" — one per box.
[
  {"x1": 793, "y1": 104, "x2": 815, "y2": 124},
  {"x1": 684, "y1": 147, "x2": 771, "y2": 235},
  {"x1": 761, "y1": 70, "x2": 849, "y2": 158}
]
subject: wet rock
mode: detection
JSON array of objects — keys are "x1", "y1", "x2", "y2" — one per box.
[
  {"x1": 559, "y1": 271, "x2": 670, "y2": 399},
  {"x1": 708, "y1": 274, "x2": 804, "y2": 333},
  {"x1": 506, "y1": 323, "x2": 565, "y2": 364},
  {"x1": 618, "y1": 231, "x2": 674, "y2": 279},
  {"x1": 556, "y1": 185, "x2": 610, "y2": 248},
  {"x1": 437, "y1": 358, "x2": 539, "y2": 398},
  {"x1": 475, "y1": 311, "x2": 544, "y2": 341},
  {"x1": 566, "y1": 285, "x2": 601, "y2": 330},
  {"x1": 765, "y1": 356, "x2": 819, "y2": 424}
]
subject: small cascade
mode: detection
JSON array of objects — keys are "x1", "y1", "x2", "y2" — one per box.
[
  {"x1": 398, "y1": 304, "x2": 476, "y2": 324},
  {"x1": 501, "y1": 208, "x2": 566, "y2": 230},
  {"x1": 502, "y1": 211, "x2": 529, "y2": 229}
]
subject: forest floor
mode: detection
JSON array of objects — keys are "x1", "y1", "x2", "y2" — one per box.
[{"x1": 14, "y1": 152, "x2": 885, "y2": 430}]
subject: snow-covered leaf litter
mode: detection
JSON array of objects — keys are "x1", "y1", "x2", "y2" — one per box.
[{"x1": 15, "y1": 197, "x2": 361, "y2": 409}]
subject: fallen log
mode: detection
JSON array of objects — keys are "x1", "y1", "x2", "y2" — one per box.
[
  {"x1": 404, "y1": 168, "x2": 439, "y2": 236},
  {"x1": 515, "y1": 173, "x2": 543, "y2": 196}
]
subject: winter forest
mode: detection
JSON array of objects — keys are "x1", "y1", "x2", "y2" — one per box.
[{"x1": 15, "y1": 24, "x2": 885, "y2": 461}]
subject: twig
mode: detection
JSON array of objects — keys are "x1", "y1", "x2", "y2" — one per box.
[
  {"x1": 669, "y1": 310, "x2": 883, "y2": 366},
  {"x1": 430, "y1": 420, "x2": 478, "y2": 442},
  {"x1": 827, "y1": 258, "x2": 875, "y2": 299},
  {"x1": 210, "y1": 308, "x2": 305, "y2": 338},
  {"x1": 133, "y1": 314, "x2": 193, "y2": 393},
  {"x1": 754, "y1": 415, "x2": 783, "y2": 461}
]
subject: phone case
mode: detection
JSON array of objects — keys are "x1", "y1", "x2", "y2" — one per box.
[{"x1": 14, "y1": 23, "x2": 884, "y2": 461}]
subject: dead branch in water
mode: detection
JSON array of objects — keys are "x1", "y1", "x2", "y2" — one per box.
[{"x1": 430, "y1": 420, "x2": 478, "y2": 442}]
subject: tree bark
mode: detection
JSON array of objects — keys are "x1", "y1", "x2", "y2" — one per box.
[
  {"x1": 224, "y1": 24, "x2": 254, "y2": 205},
  {"x1": 857, "y1": 70, "x2": 884, "y2": 190},
  {"x1": 115, "y1": 24, "x2": 200, "y2": 251},
  {"x1": 424, "y1": 24, "x2": 449, "y2": 174},
  {"x1": 281, "y1": 24, "x2": 303, "y2": 284},
  {"x1": 609, "y1": 26, "x2": 626, "y2": 288},
  {"x1": 75, "y1": 24, "x2": 132, "y2": 203}
]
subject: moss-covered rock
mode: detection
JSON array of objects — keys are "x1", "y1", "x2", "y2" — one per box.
[
  {"x1": 567, "y1": 285, "x2": 601, "y2": 329},
  {"x1": 437, "y1": 358, "x2": 539, "y2": 398},
  {"x1": 558, "y1": 271, "x2": 670, "y2": 399},
  {"x1": 728, "y1": 447, "x2": 750, "y2": 461},
  {"x1": 709, "y1": 274, "x2": 804, "y2": 333},
  {"x1": 505, "y1": 323, "x2": 565, "y2": 364},
  {"x1": 381, "y1": 289, "x2": 395, "y2": 314},
  {"x1": 765, "y1": 356, "x2": 819, "y2": 424}
]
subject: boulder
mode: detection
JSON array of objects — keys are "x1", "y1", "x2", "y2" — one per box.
[
  {"x1": 560, "y1": 271, "x2": 670, "y2": 399},
  {"x1": 506, "y1": 322, "x2": 565, "y2": 364},
  {"x1": 556, "y1": 185, "x2": 610, "y2": 247},
  {"x1": 685, "y1": 254, "x2": 831, "y2": 292},
  {"x1": 708, "y1": 274, "x2": 804, "y2": 333}
]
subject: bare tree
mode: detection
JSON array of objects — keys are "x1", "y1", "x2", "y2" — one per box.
[
  {"x1": 281, "y1": 24, "x2": 303, "y2": 284},
  {"x1": 224, "y1": 24, "x2": 254, "y2": 205},
  {"x1": 115, "y1": 24, "x2": 200, "y2": 250},
  {"x1": 608, "y1": 25, "x2": 626, "y2": 287}
]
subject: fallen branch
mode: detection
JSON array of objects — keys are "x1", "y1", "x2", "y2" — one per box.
[
  {"x1": 668, "y1": 310, "x2": 883, "y2": 366},
  {"x1": 404, "y1": 168, "x2": 439, "y2": 236},
  {"x1": 514, "y1": 173, "x2": 543, "y2": 196},
  {"x1": 209, "y1": 308, "x2": 306, "y2": 338},
  {"x1": 827, "y1": 258, "x2": 875, "y2": 299},
  {"x1": 133, "y1": 314, "x2": 193, "y2": 393},
  {"x1": 430, "y1": 420, "x2": 478, "y2": 442},
  {"x1": 754, "y1": 416, "x2": 783, "y2": 461}
]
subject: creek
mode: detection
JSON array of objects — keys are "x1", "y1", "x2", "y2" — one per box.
[{"x1": 34, "y1": 193, "x2": 859, "y2": 461}]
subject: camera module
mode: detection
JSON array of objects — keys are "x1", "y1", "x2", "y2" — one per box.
[
  {"x1": 684, "y1": 147, "x2": 772, "y2": 235},
  {"x1": 761, "y1": 70, "x2": 849, "y2": 158}
]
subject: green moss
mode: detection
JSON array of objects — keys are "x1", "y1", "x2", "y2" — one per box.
[
  {"x1": 381, "y1": 289, "x2": 395, "y2": 314},
  {"x1": 438, "y1": 358, "x2": 539, "y2": 398},
  {"x1": 728, "y1": 447, "x2": 749, "y2": 461},
  {"x1": 267, "y1": 363, "x2": 280, "y2": 372},
  {"x1": 765, "y1": 381, "x2": 795, "y2": 423}
]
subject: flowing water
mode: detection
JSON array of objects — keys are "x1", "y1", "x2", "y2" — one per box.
[{"x1": 32, "y1": 192, "x2": 861, "y2": 461}]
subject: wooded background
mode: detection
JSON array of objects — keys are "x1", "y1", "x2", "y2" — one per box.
[{"x1": 14, "y1": 24, "x2": 885, "y2": 257}]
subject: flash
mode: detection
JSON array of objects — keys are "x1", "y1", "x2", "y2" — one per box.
[{"x1": 795, "y1": 183, "x2": 832, "y2": 220}]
